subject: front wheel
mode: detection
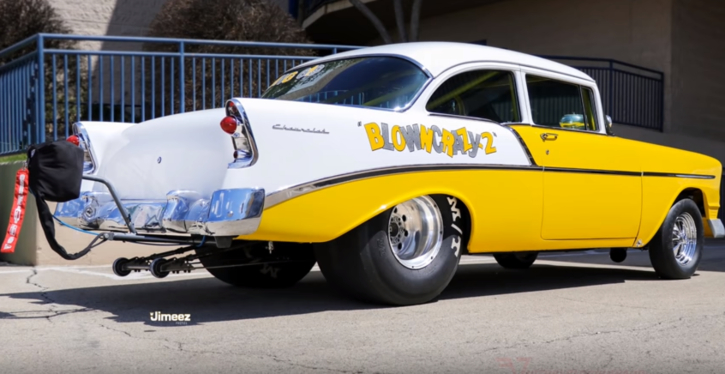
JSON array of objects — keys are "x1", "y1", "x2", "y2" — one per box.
[
  {"x1": 493, "y1": 252, "x2": 538, "y2": 269},
  {"x1": 648, "y1": 198, "x2": 704, "y2": 279},
  {"x1": 196, "y1": 242, "x2": 316, "y2": 288},
  {"x1": 314, "y1": 195, "x2": 469, "y2": 306}
]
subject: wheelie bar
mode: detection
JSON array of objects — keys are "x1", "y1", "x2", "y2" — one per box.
[{"x1": 111, "y1": 241, "x2": 294, "y2": 279}]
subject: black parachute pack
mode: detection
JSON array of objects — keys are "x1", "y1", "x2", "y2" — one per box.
[{"x1": 26, "y1": 140, "x2": 97, "y2": 260}]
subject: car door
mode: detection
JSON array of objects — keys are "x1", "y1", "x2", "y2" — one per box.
[{"x1": 513, "y1": 72, "x2": 642, "y2": 240}]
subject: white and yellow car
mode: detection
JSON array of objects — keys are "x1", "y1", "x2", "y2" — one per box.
[{"x1": 57, "y1": 42, "x2": 724, "y2": 306}]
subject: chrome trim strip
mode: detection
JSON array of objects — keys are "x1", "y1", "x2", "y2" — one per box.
[
  {"x1": 226, "y1": 98, "x2": 259, "y2": 169},
  {"x1": 73, "y1": 122, "x2": 97, "y2": 174},
  {"x1": 264, "y1": 164, "x2": 715, "y2": 208},
  {"x1": 504, "y1": 125, "x2": 538, "y2": 166},
  {"x1": 643, "y1": 172, "x2": 716, "y2": 180},
  {"x1": 546, "y1": 167, "x2": 641, "y2": 177},
  {"x1": 54, "y1": 187, "x2": 265, "y2": 237},
  {"x1": 264, "y1": 164, "x2": 542, "y2": 208}
]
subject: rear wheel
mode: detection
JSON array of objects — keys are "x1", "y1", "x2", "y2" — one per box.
[
  {"x1": 314, "y1": 195, "x2": 468, "y2": 306},
  {"x1": 196, "y1": 242, "x2": 316, "y2": 288},
  {"x1": 648, "y1": 198, "x2": 704, "y2": 279},
  {"x1": 493, "y1": 252, "x2": 538, "y2": 269}
]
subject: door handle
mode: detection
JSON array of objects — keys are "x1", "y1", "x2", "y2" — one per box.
[{"x1": 540, "y1": 133, "x2": 558, "y2": 141}]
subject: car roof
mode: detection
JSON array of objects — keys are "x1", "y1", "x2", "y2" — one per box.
[{"x1": 295, "y1": 42, "x2": 593, "y2": 82}]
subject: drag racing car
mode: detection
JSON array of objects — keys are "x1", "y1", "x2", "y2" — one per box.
[{"x1": 53, "y1": 42, "x2": 724, "y2": 306}]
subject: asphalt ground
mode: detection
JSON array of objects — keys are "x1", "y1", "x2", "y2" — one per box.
[{"x1": 1, "y1": 242, "x2": 724, "y2": 374}]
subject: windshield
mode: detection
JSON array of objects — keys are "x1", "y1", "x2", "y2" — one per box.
[{"x1": 261, "y1": 56, "x2": 429, "y2": 110}]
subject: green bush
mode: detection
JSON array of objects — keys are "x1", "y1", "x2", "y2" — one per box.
[
  {"x1": 0, "y1": 0, "x2": 87, "y2": 147},
  {"x1": 144, "y1": 0, "x2": 315, "y2": 113}
]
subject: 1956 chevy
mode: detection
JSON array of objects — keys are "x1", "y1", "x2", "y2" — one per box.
[{"x1": 55, "y1": 42, "x2": 724, "y2": 306}]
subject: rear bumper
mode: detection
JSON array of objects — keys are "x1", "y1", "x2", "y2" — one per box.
[{"x1": 55, "y1": 188, "x2": 265, "y2": 236}]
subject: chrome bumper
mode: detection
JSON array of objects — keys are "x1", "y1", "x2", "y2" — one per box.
[{"x1": 55, "y1": 188, "x2": 265, "y2": 236}]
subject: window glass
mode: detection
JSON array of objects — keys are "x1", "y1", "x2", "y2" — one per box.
[
  {"x1": 426, "y1": 70, "x2": 520, "y2": 123},
  {"x1": 261, "y1": 57, "x2": 429, "y2": 110},
  {"x1": 526, "y1": 75, "x2": 596, "y2": 131}
]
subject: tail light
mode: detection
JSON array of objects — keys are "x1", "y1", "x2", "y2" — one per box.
[
  {"x1": 222, "y1": 99, "x2": 257, "y2": 168},
  {"x1": 71, "y1": 123, "x2": 96, "y2": 174},
  {"x1": 66, "y1": 135, "x2": 80, "y2": 146}
]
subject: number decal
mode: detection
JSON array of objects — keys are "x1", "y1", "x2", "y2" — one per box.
[{"x1": 478, "y1": 132, "x2": 497, "y2": 154}]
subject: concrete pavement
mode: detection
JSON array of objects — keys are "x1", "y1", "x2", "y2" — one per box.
[{"x1": 1, "y1": 244, "x2": 724, "y2": 374}]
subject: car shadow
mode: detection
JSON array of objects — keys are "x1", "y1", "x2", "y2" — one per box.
[
  {"x1": 539, "y1": 239, "x2": 725, "y2": 273},
  {"x1": 0, "y1": 259, "x2": 662, "y2": 326}
]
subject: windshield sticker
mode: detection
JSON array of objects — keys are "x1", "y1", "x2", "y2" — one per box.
[{"x1": 361, "y1": 122, "x2": 497, "y2": 158}]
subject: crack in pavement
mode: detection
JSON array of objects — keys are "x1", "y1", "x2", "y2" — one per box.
[
  {"x1": 472, "y1": 313, "x2": 724, "y2": 355},
  {"x1": 554, "y1": 296, "x2": 666, "y2": 311},
  {"x1": 20, "y1": 268, "x2": 96, "y2": 321},
  {"x1": 261, "y1": 353, "x2": 373, "y2": 374}
]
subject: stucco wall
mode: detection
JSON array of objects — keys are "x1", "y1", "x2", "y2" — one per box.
[
  {"x1": 670, "y1": 0, "x2": 725, "y2": 139},
  {"x1": 407, "y1": 0, "x2": 674, "y2": 131}
]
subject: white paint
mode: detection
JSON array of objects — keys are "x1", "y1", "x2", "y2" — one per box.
[{"x1": 294, "y1": 42, "x2": 593, "y2": 81}]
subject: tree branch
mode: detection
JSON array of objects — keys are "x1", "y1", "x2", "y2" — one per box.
[
  {"x1": 393, "y1": 0, "x2": 407, "y2": 42},
  {"x1": 349, "y1": 0, "x2": 393, "y2": 44},
  {"x1": 409, "y1": 0, "x2": 423, "y2": 42}
]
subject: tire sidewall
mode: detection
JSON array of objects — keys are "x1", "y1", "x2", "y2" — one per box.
[
  {"x1": 655, "y1": 199, "x2": 704, "y2": 277},
  {"x1": 363, "y1": 195, "x2": 466, "y2": 302}
]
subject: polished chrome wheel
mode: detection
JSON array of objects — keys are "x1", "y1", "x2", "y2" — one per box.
[
  {"x1": 388, "y1": 196, "x2": 443, "y2": 270},
  {"x1": 672, "y1": 212, "x2": 698, "y2": 266}
]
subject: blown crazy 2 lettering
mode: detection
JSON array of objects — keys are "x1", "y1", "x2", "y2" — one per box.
[{"x1": 361, "y1": 122, "x2": 497, "y2": 158}]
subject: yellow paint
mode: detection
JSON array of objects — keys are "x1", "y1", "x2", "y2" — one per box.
[
  {"x1": 511, "y1": 124, "x2": 722, "y2": 244},
  {"x1": 391, "y1": 125, "x2": 406, "y2": 151},
  {"x1": 456, "y1": 129, "x2": 472, "y2": 153},
  {"x1": 420, "y1": 126, "x2": 435, "y2": 153},
  {"x1": 482, "y1": 132, "x2": 497, "y2": 154},
  {"x1": 237, "y1": 169, "x2": 641, "y2": 252},
  {"x1": 234, "y1": 125, "x2": 721, "y2": 252},
  {"x1": 363, "y1": 122, "x2": 385, "y2": 151}
]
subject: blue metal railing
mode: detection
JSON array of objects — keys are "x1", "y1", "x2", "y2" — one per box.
[
  {"x1": 0, "y1": 34, "x2": 665, "y2": 156},
  {"x1": 0, "y1": 33, "x2": 360, "y2": 155}
]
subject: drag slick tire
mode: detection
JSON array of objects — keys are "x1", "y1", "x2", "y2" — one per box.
[
  {"x1": 314, "y1": 195, "x2": 468, "y2": 306},
  {"x1": 493, "y1": 252, "x2": 538, "y2": 269},
  {"x1": 648, "y1": 198, "x2": 704, "y2": 279},
  {"x1": 196, "y1": 242, "x2": 316, "y2": 288}
]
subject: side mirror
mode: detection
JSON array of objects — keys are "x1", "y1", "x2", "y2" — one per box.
[{"x1": 605, "y1": 115, "x2": 614, "y2": 135}]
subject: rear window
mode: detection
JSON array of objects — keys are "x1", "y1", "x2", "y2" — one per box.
[{"x1": 262, "y1": 57, "x2": 429, "y2": 110}]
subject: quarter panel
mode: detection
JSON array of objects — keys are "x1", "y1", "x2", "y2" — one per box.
[{"x1": 220, "y1": 99, "x2": 533, "y2": 200}]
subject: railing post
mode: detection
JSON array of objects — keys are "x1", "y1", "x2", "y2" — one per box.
[
  {"x1": 179, "y1": 41, "x2": 185, "y2": 113},
  {"x1": 36, "y1": 34, "x2": 45, "y2": 144},
  {"x1": 607, "y1": 60, "x2": 613, "y2": 118},
  {"x1": 660, "y1": 72, "x2": 664, "y2": 132}
]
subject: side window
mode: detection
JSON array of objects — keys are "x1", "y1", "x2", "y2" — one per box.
[
  {"x1": 426, "y1": 70, "x2": 520, "y2": 123},
  {"x1": 525, "y1": 75, "x2": 598, "y2": 131}
]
